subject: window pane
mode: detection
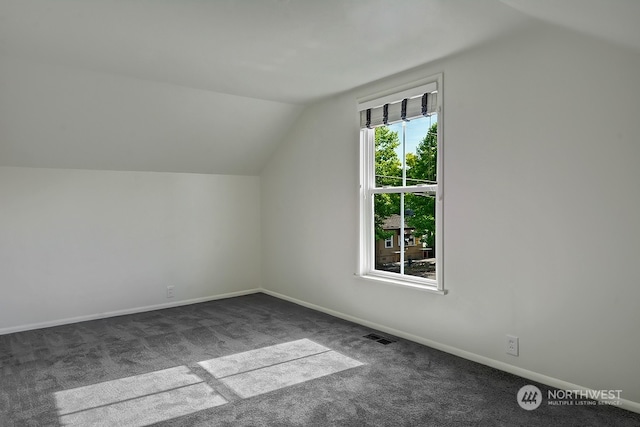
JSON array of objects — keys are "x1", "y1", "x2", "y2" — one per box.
[
  {"x1": 374, "y1": 127, "x2": 402, "y2": 187},
  {"x1": 373, "y1": 193, "x2": 400, "y2": 272},
  {"x1": 404, "y1": 193, "x2": 436, "y2": 280},
  {"x1": 373, "y1": 191, "x2": 436, "y2": 280},
  {"x1": 378, "y1": 115, "x2": 437, "y2": 188}
]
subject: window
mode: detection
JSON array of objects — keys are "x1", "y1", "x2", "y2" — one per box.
[
  {"x1": 384, "y1": 237, "x2": 393, "y2": 248},
  {"x1": 358, "y1": 74, "x2": 444, "y2": 293},
  {"x1": 402, "y1": 234, "x2": 416, "y2": 247}
]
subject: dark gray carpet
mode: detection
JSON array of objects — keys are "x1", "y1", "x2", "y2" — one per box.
[{"x1": 1, "y1": 293, "x2": 639, "y2": 426}]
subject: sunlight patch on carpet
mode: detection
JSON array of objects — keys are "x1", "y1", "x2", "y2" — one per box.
[
  {"x1": 55, "y1": 366, "x2": 226, "y2": 427},
  {"x1": 198, "y1": 338, "x2": 330, "y2": 377},
  {"x1": 198, "y1": 339, "x2": 364, "y2": 398}
]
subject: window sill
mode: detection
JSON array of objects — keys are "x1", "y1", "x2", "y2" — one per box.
[{"x1": 355, "y1": 273, "x2": 447, "y2": 295}]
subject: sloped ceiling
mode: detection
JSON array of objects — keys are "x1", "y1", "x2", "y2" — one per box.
[
  {"x1": 500, "y1": 0, "x2": 640, "y2": 53},
  {"x1": 0, "y1": 0, "x2": 531, "y2": 104},
  {"x1": 0, "y1": 0, "x2": 638, "y2": 174}
]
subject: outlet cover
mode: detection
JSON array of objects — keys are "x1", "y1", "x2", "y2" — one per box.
[
  {"x1": 506, "y1": 335, "x2": 519, "y2": 356},
  {"x1": 166, "y1": 285, "x2": 175, "y2": 299}
]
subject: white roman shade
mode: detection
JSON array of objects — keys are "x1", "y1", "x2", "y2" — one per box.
[{"x1": 358, "y1": 81, "x2": 438, "y2": 129}]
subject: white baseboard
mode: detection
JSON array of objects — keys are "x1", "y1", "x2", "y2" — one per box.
[
  {"x1": 0, "y1": 288, "x2": 261, "y2": 335},
  {"x1": 261, "y1": 288, "x2": 640, "y2": 414}
]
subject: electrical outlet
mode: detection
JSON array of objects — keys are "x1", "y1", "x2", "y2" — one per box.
[
  {"x1": 506, "y1": 335, "x2": 519, "y2": 356},
  {"x1": 166, "y1": 285, "x2": 175, "y2": 299}
]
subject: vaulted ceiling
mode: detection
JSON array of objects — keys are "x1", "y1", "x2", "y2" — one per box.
[{"x1": 0, "y1": 0, "x2": 638, "y2": 174}]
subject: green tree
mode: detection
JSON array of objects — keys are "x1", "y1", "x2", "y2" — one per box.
[
  {"x1": 406, "y1": 123, "x2": 437, "y2": 248},
  {"x1": 374, "y1": 127, "x2": 401, "y2": 240},
  {"x1": 408, "y1": 123, "x2": 437, "y2": 184},
  {"x1": 374, "y1": 126, "x2": 402, "y2": 186}
]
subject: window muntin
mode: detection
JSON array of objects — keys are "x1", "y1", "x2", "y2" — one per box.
[{"x1": 359, "y1": 75, "x2": 443, "y2": 292}]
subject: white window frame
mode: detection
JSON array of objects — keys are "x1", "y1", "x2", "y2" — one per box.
[
  {"x1": 357, "y1": 74, "x2": 445, "y2": 294},
  {"x1": 384, "y1": 236, "x2": 393, "y2": 248}
]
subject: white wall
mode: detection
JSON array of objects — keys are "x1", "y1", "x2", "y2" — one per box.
[
  {"x1": 261, "y1": 24, "x2": 640, "y2": 406},
  {"x1": 0, "y1": 167, "x2": 261, "y2": 332}
]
